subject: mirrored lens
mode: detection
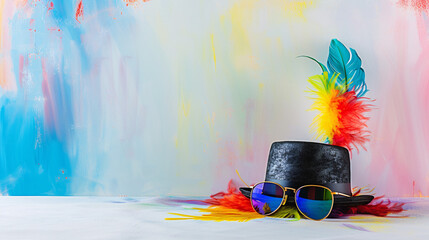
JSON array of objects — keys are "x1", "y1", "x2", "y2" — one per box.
[
  {"x1": 295, "y1": 186, "x2": 333, "y2": 220},
  {"x1": 251, "y1": 182, "x2": 284, "y2": 215}
]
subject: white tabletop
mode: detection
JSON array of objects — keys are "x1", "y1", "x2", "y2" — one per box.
[{"x1": 0, "y1": 197, "x2": 426, "y2": 240}]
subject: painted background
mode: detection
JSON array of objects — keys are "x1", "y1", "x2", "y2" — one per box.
[{"x1": 0, "y1": 0, "x2": 428, "y2": 197}]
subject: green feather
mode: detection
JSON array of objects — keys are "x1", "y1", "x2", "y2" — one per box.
[{"x1": 270, "y1": 205, "x2": 301, "y2": 220}]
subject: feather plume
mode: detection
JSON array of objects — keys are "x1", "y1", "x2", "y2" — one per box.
[
  {"x1": 308, "y1": 72, "x2": 371, "y2": 150},
  {"x1": 305, "y1": 39, "x2": 372, "y2": 151},
  {"x1": 166, "y1": 180, "x2": 299, "y2": 221},
  {"x1": 166, "y1": 181, "x2": 405, "y2": 222}
]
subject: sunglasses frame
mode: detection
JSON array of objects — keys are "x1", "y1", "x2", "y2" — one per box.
[{"x1": 249, "y1": 181, "x2": 351, "y2": 221}]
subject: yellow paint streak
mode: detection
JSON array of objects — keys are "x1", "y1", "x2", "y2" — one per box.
[
  {"x1": 285, "y1": 0, "x2": 314, "y2": 21},
  {"x1": 0, "y1": 1, "x2": 17, "y2": 92},
  {"x1": 227, "y1": 0, "x2": 317, "y2": 71},
  {"x1": 227, "y1": 0, "x2": 258, "y2": 70},
  {"x1": 175, "y1": 90, "x2": 190, "y2": 150},
  {"x1": 229, "y1": 1, "x2": 253, "y2": 55},
  {"x1": 174, "y1": 136, "x2": 178, "y2": 148},
  {"x1": 0, "y1": 62, "x2": 7, "y2": 89},
  {"x1": 181, "y1": 101, "x2": 190, "y2": 118},
  {"x1": 179, "y1": 91, "x2": 190, "y2": 118},
  {"x1": 418, "y1": 191, "x2": 429, "y2": 197},
  {"x1": 210, "y1": 34, "x2": 216, "y2": 70},
  {"x1": 207, "y1": 112, "x2": 215, "y2": 129},
  {"x1": 348, "y1": 215, "x2": 391, "y2": 222},
  {"x1": 345, "y1": 215, "x2": 392, "y2": 232}
]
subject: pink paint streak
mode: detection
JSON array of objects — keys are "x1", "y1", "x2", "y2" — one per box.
[
  {"x1": 398, "y1": 0, "x2": 429, "y2": 12},
  {"x1": 75, "y1": 0, "x2": 83, "y2": 23},
  {"x1": 29, "y1": 19, "x2": 35, "y2": 32},
  {"x1": 369, "y1": 19, "x2": 411, "y2": 197},
  {"x1": 369, "y1": 12, "x2": 429, "y2": 197},
  {"x1": 41, "y1": 59, "x2": 56, "y2": 133},
  {"x1": 16, "y1": 0, "x2": 28, "y2": 8},
  {"x1": 416, "y1": 13, "x2": 429, "y2": 197},
  {"x1": 18, "y1": 56, "x2": 28, "y2": 87}
]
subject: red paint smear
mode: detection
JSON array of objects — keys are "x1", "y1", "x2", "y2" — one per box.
[
  {"x1": 29, "y1": 19, "x2": 35, "y2": 32},
  {"x1": 124, "y1": 0, "x2": 151, "y2": 6},
  {"x1": 398, "y1": 0, "x2": 429, "y2": 12},
  {"x1": 124, "y1": 0, "x2": 139, "y2": 6},
  {"x1": 75, "y1": 0, "x2": 84, "y2": 23},
  {"x1": 47, "y1": 1, "x2": 54, "y2": 14},
  {"x1": 28, "y1": 0, "x2": 41, "y2": 7}
]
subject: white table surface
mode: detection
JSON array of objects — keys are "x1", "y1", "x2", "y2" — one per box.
[{"x1": 0, "y1": 197, "x2": 427, "y2": 240}]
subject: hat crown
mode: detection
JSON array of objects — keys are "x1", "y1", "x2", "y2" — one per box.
[{"x1": 265, "y1": 141, "x2": 351, "y2": 195}]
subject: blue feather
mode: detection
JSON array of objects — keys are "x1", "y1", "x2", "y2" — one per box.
[{"x1": 326, "y1": 39, "x2": 368, "y2": 97}]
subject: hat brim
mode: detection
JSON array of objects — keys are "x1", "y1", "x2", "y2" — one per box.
[{"x1": 239, "y1": 187, "x2": 374, "y2": 207}]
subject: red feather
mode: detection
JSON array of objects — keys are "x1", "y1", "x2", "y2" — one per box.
[
  {"x1": 332, "y1": 196, "x2": 405, "y2": 217},
  {"x1": 331, "y1": 90, "x2": 372, "y2": 152},
  {"x1": 202, "y1": 180, "x2": 254, "y2": 212},
  {"x1": 168, "y1": 182, "x2": 405, "y2": 221},
  {"x1": 203, "y1": 181, "x2": 405, "y2": 218}
]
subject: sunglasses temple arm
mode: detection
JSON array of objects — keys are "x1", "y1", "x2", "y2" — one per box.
[
  {"x1": 332, "y1": 192, "x2": 351, "y2": 197},
  {"x1": 235, "y1": 169, "x2": 250, "y2": 188}
]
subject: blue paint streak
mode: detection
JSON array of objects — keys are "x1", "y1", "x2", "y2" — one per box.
[
  {"x1": 0, "y1": 0, "x2": 138, "y2": 195},
  {"x1": 0, "y1": 91, "x2": 72, "y2": 195}
]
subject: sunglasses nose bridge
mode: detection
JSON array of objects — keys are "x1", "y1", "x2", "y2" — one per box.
[
  {"x1": 281, "y1": 194, "x2": 288, "y2": 205},
  {"x1": 281, "y1": 188, "x2": 295, "y2": 205}
]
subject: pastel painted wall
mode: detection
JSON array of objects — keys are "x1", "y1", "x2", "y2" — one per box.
[{"x1": 0, "y1": 0, "x2": 428, "y2": 197}]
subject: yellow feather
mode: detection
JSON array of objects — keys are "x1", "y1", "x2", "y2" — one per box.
[
  {"x1": 166, "y1": 206, "x2": 264, "y2": 222},
  {"x1": 166, "y1": 205, "x2": 301, "y2": 222},
  {"x1": 308, "y1": 72, "x2": 345, "y2": 143}
]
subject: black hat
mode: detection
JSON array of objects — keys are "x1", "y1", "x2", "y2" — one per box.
[{"x1": 240, "y1": 141, "x2": 374, "y2": 207}]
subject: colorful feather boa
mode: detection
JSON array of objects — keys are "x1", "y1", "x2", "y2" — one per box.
[
  {"x1": 304, "y1": 39, "x2": 373, "y2": 152},
  {"x1": 166, "y1": 180, "x2": 405, "y2": 222}
]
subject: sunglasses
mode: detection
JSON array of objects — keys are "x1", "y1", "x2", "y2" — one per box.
[{"x1": 250, "y1": 181, "x2": 351, "y2": 220}]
